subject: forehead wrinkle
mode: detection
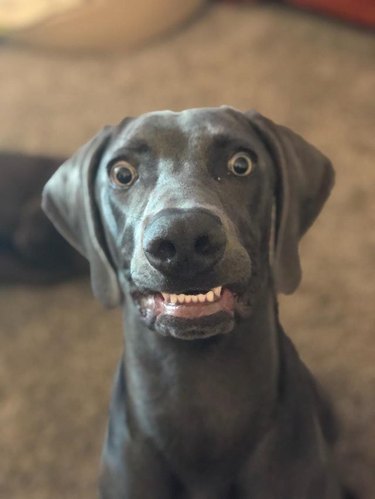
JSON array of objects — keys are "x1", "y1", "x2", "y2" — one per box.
[
  {"x1": 177, "y1": 114, "x2": 251, "y2": 158},
  {"x1": 115, "y1": 118, "x2": 189, "y2": 161}
]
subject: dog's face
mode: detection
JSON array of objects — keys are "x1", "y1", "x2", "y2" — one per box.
[
  {"x1": 94, "y1": 108, "x2": 276, "y2": 339},
  {"x1": 42, "y1": 107, "x2": 334, "y2": 340}
]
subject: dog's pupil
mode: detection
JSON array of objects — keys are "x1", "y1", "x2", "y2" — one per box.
[
  {"x1": 117, "y1": 167, "x2": 133, "y2": 184},
  {"x1": 233, "y1": 157, "x2": 249, "y2": 175}
]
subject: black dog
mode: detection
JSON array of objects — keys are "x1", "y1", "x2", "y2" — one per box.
[
  {"x1": 42, "y1": 107, "x2": 350, "y2": 498},
  {"x1": 0, "y1": 152, "x2": 87, "y2": 283}
]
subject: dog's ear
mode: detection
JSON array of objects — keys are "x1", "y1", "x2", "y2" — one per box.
[
  {"x1": 246, "y1": 111, "x2": 335, "y2": 294},
  {"x1": 42, "y1": 126, "x2": 122, "y2": 308}
]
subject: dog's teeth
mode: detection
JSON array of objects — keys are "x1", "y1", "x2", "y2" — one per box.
[
  {"x1": 162, "y1": 288, "x2": 222, "y2": 305},
  {"x1": 170, "y1": 294, "x2": 178, "y2": 304}
]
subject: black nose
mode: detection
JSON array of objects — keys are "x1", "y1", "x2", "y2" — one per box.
[{"x1": 143, "y1": 208, "x2": 227, "y2": 276}]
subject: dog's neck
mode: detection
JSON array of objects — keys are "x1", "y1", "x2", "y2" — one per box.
[{"x1": 121, "y1": 277, "x2": 282, "y2": 455}]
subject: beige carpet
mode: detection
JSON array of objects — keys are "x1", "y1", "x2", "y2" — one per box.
[{"x1": 0, "y1": 3, "x2": 374, "y2": 498}]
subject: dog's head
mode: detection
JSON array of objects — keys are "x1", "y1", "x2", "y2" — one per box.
[{"x1": 42, "y1": 107, "x2": 334, "y2": 340}]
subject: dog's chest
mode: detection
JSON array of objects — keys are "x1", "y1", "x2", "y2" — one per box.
[
  {"x1": 129, "y1": 360, "x2": 274, "y2": 476},
  {"x1": 141, "y1": 396, "x2": 250, "y2": 478}
]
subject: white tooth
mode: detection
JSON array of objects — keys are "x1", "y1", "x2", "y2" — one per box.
[
  {"x1": 192, "y1": 295, "x2": 199, "y2": 303},
  {"x1": 213, "y1": 286, "x2": 222, "y2": 297},
  {"x1": 185, "y1": 295, "x2": 192, "y2": 303},
  {"x1": 198, "y1": 294, "x2": 206, "y2": 303},
  {"x1": 170, "y1": 294, "x2": 178, "y2": 304},
  {"x1": 206, "y1": 291, "x2": 214, "y2": 302},
  {"x1": 162, "y1": 292, "x2": 170, "y2": 302},
  {"x1": 178, "y1": 294, "x2": 185, "y2": 304}
]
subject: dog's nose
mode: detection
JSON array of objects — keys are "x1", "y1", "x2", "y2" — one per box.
[{"x1": 143, "y1": 208, "x2": 226, "y2": 276}]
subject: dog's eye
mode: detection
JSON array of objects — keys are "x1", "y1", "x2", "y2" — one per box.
[
  {"x1": 228, "y1": 152, "x2": 254, "y2": 177},
  {"x1": 110, "y1": 161, "x2": 138, "y2": 188}
]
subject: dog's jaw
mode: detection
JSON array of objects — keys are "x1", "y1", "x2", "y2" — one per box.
[{"x1": 129, "y1": 285, "x2": 255, "y2": 340}]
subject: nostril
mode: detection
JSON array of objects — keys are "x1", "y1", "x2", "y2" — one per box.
[
  {"x1": 152, "y1": 239, "x2": 176, "y2": 261},
  {"x1": 195, "y1": 235, "x2": 212, "y2": 255}
]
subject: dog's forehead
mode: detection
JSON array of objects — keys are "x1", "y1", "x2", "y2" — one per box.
[{"x1": 112, "y1": 107, "x2": 252, "y2": 151}]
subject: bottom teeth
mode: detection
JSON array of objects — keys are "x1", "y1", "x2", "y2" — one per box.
[{"x1": 162, "y1": 286, "x2": 222, "y2": 305}]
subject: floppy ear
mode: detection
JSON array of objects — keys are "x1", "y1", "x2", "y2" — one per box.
[
  {"x1": 246, "y1": 111, "x2": 335, "y2": 294},
  {"x1": 42, "y1": 126, "x2": 122, "y2": 308}
]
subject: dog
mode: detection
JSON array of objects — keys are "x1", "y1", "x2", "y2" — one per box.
[
  {"x1": 0, "y1": 152, "x2": 87, "y2": 283},
  {"x1": 42, "y1": 106, "x2": 352, "y2": 499}
]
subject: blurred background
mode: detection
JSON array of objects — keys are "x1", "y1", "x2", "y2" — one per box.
[{"x1": 0, "y1": 1, "x2": 374, "y2": 498}]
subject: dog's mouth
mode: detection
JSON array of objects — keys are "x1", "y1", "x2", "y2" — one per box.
[
  {"x1": 157, "y1": 286, "x2": 234, "y2": 317},
  {"x1": 133, "y1": 286, "x2": 237, "y2": 340}
]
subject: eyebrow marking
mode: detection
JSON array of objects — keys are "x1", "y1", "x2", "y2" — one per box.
[
  {"x1": 210, "y1": 133, "x2": 233, "y2": 147},
  {"x1": 114, "y1": 139, "x2": 151, "y2": 156},
  {"x1": 209, "y1": 133, "x2": 253, "y2": 150}
]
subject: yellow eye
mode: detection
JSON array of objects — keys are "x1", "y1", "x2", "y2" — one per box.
[
  {"x1": 228, "y1": 152, "x2": 254, "y2": 176},
  {"x1": 110, "y1": 161, "x2": 138, "y2": 188}
]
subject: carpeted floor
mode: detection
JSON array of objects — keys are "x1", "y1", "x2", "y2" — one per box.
[{"x1": 0, "y1": 3, "x2": 374, "y2": 498}]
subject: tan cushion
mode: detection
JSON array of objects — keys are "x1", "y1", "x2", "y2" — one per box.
[{"x1": 9, "y1": 0, "x2": 205, "y2": 52}]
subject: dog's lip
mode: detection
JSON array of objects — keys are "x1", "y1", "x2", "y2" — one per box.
[
  {"x1": 155, "y1": 311, "x2": 235, "y2": 340},
  {"x1": 134, "y1": 286, "x2": 236, "y2": 320},
  {"x1": 159, "y1": 288, "x2": 235, "y2": 319}
]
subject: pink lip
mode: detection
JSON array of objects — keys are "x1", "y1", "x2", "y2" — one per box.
[{"x1": 139, "y1": 288, "x2": 235, "y2": 319}]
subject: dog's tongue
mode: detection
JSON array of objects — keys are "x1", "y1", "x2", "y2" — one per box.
[{"x1": 141, "y1": 288, "x2": 235, "y2": 319}]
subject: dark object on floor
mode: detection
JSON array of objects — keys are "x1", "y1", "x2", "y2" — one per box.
[
  {"x1": 0, "y1": 152, "x2": 88, "y2": 284},
  {"x1": 42, "y1": 107, "x2": 353, "y2": 498}
]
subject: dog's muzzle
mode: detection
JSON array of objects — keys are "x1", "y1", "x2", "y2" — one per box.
[{"x1": 132, "y1": 208, "x2": 236, "y2": 340}]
